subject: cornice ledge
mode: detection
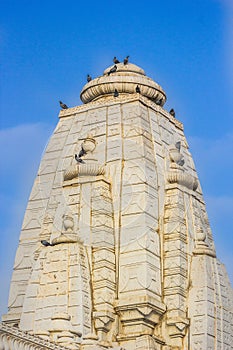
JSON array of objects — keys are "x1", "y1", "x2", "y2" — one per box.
[
  {"x1": 58, "y1": 95, "x2": 184, "y2": 131},
  {"x1": 64, "y1": 164, "x2": 105, "y2": 181},
  {"x1": 80, "y1": 75, "x2": 166, "y2": 105},
  {"x1": 167, "y1": 170, "x2": 198, "y2": 191},
  {"x1": 0, "y1": 323, "x2": 69, "y2": 350}
]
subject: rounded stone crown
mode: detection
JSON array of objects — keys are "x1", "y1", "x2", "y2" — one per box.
[{"x1": 80, "y1": 62, "x2": 166, "y2": 105}]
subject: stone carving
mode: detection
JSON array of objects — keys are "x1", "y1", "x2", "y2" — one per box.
[
  {"x1": 80, "y1": 63, "x2": 166, "y2": 105},
  {"x1": 51, "y1": 213, "x2": 80, "y2": 245},
  {"x1": 49, "y1": 312, "x2": 82, "y2": 349},
  {"x1": 91, "y1": 180, "x2": 116, "y2": 346},
  {"x1": 191, "y1": 198, "x2": 216, "y2": 257},
  {"x1": 40, "y1": 213, "x2": 54, "y2": 243},
  {"x1": 80, "y1": 134, "x2": 97, "y2": 154},
  {"x1": 193, "y1": 226, "x2": 216, "y2": 257},
  {"x1": 167, "y1": 141, "x2": 198, "y2": 191},
  {"x1": 0, "y1": 323, "x2": 70, "y2": 350},
  {"x1": 169, "y1": 141, "x2": 184, "y2": 165},
  {"x1": 64, "y1": 163, "x2": 105, "y2": 180},
  {"x1": 163, "y1": 185, "x2": 189, "y2": 347},
  {"x1": 64, "y1": 135, "x2": 105, "y2": 180},
  {"x1": 116, "y1": 300, "x2": 166, "y2": 340},
  {"x1": 167, "y1": 171, "x2": 198, "y2": 190}
]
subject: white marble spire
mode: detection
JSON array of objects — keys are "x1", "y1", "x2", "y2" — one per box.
[{"x1": 1, "y1": 61, "x2": 232, "y2": 350}]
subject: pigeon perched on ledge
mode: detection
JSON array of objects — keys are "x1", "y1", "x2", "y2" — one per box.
[
  {"x1": 169, "y1": 108, "x2": 175, "y2": 117},
  {"x1": 124, "y1": 55, "x2": 129, "y2": 65},
  {"x1": 41, "y1": 240, "x2": 53, "y2": 247},
  {"x1": 177, "y1": 158, "x2": 185, "y2": 166},
  {"x1": 59, "y1": 101, "x2": 68, "y2": 109},
  {"x1": 175, "y1": 141, "x2": 181, "y2": 151},
  {"x1": 136, "y1": 85, "x2": 140, "y2": 93},
  {"x1": 78, "y1": 146, "x2": 87, "y2": 158},
  {"x1": 75, "y1": 154, "x2": 84, "y2": 163},
  {"x1": 108, "y1": 65, "x2": 117, "y2": 75},
  {"x1": 114, "y1": 89, "x2": 119, "y2": 97},
  {"x1": 113, "y1": 57, "x2": 120, "y2": 64},
  {"x1": 87, "y1": 74, "x2": 92, "y2": 82},
  {"x1": 157, "y1": 98, "x2": 163, "y2": 106}
]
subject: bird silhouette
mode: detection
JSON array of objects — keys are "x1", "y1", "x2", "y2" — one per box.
[
  {"x1": 169, "y1": 108, "x2": 175, "y2": 117},
  {"x1": 177, "y1": 158, "x2": 185, "y2": 166},
  {"x1": 114, "y1": 89, "x2": 119, "y2": 97},
  {"x1": 136, "y1": 85, "x2": 140, "y2": 93},
  {"x1": 78, "y1": 147, "x2": 87, "y2": 158},
  {"x1": 157, "y1": 98, "x2": 163, "y2": 106},
  {"x1": 124, "y1": 56, "x2": 129, "y2": 65},
  {"x1": 75, "y1": 154, "x2": 84, "y2": 163},
  {"x1": 175, "y1": 141, "x2": 181, "y2": 151},
  {"x1": 41, "y1": 240, "x2": 53, "y2": 247},
  {"x1": 59, "y1": 101, "x2": 68, "y2": 109},
  {"x1": 108, "y1": 65, "x2": 117, "y2": 75},
  {"x1": 87, "y1": 74, "x2": 92, "y2": 82},
  {"x1": 113, "y1": 57, "x2": 120, "y2": 64}
]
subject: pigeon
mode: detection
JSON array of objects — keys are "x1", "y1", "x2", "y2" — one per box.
[
  {"x1": 59, "y1": 101, "x2": 68, "y2": 109},
  {"x1": 177, "y1": 158, "x2": 185, "y2": 166},
  {"x1": 113, "y1": 56, "x2": 120, "y2": 64},
  {"x1": 157, "y1": 98, "x2": 163, "y2": 106},
  {"x1": 169, "y1": 108, "x2": 175, "y2": 117},
  {"x1": 78, "y1": 147, "x2": 86, "y2": 158},
  {"x1": 123, "y1": 55, "x2": 129, "y2": 65},
  {"x1": 41, "y1": 240, "x2": 53, "y2": 247},
  {"x1": 114, "y1": 89, "x2": 119, "y2": 97},
  {"x1": 87, "y1": 74, "x2": 92, "y2": 82},
  {"x1": 175, "y1": 141, "x2": 181, "y2": 151},
  {"x1": 136, "y1": 85, "x2": 140, "y2": 93},
  {"x1": 75, "y1": 154, "x2": 84, "y2": 163},
  {"x1": 108, "y1": 65, "x2": 117, "y2": 75}
]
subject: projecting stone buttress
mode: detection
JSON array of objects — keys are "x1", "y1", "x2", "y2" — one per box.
[{"x1": 1, "y1": 62, "x2": 233, "y2": 350}]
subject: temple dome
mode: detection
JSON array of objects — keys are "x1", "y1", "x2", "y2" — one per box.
[{"x1": 80, "y1": 62, "x2": 166, "y2": 105}]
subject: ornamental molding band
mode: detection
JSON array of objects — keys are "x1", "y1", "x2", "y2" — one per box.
[
  {"x1": 80, "y1": 63, "x2": 166, "y2": 105},
  {"x1": 1, "y1": 59, "x2": 233, "y2": 350},
  {"x1": 0, "y1": 323, "x2": 70, "y2": 350}
]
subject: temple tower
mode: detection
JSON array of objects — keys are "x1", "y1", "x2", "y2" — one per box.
[{"x1": 1, "y1": 61, "x2": 232, "y2": 350}]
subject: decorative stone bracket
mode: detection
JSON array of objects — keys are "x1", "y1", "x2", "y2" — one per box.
[
  {"x1": 167, "y1": 170, "x2": 198, "y2": 191},
  {"x1": 64, "y1": 135, "x2": 105, "y2": 181},
  {"x1": 48, "y1": 313, "x2": 82, "y2": 349},
  {"x1": 193, "y1": 227, "x2": 216, "y2": 257},
  {"x1": 64, "y1": 163, "x2": 105, "y2": 180},
  {"x1": 51, "y1": 213, "x2": 82, "y2": 245},
  {"x1": 116, "y1": 298, "x2": 166, "y2": 339},
  {"x1": 167, "y1": 142, "x2": 198, "y2": 191},
  {"x1": 166, "y1": 317, "x2": 190, "y2": 338}
]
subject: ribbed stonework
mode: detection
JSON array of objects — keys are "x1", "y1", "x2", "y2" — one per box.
[{"x1": 1, "y1": 62, "x2": 233, "y2": 350}]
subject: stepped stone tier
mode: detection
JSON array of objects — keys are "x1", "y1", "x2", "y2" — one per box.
[{"x1": 1, "y1": 61, "x2": 233, "y2": 350}]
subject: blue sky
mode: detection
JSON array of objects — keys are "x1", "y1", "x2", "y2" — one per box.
[{"x1": 0, "y1": 0, "x2": 232, "y2": 316}]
